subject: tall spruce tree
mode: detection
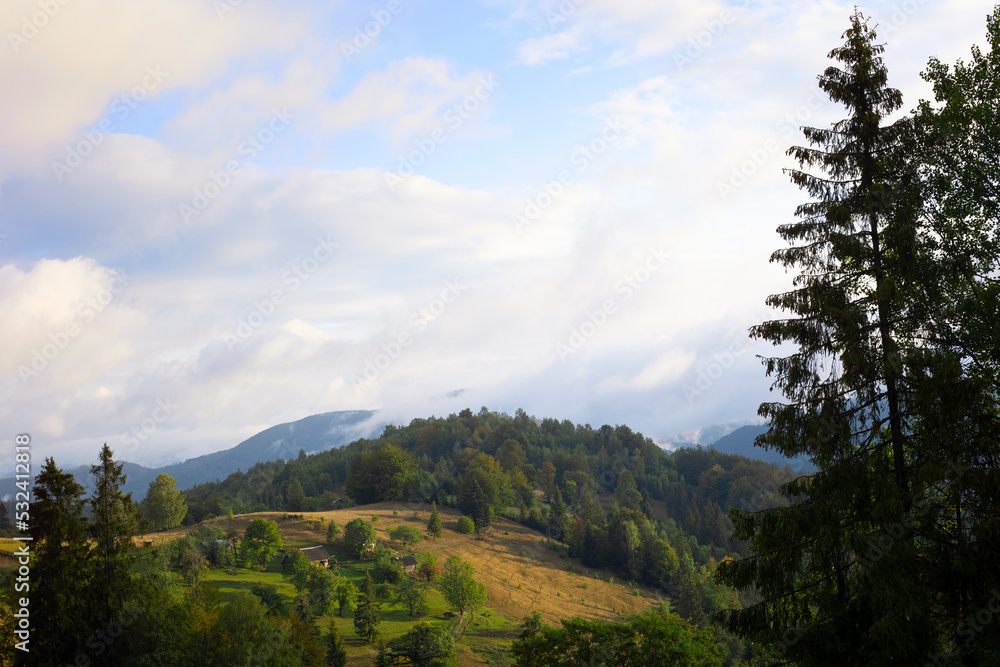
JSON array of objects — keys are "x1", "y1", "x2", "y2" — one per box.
[
  {"x1": 715, "y1": 11, "x2": 952, "y2": 664},
  {"x1": 30, "y1": 458, "x2": 93, "y2": 664},
  {"x1": 287, "y1": 478, "x2": 306, "y2": 512},
  {"x1": 89, "y1": 444, "x2": 143, "y2": 665},
  {"x1": 353, "y1": 571, "x2": 381, "y2": 644},
  {"x1": 426, "y1": 501, "x2": 443, "y2": 540},
  {"x1": 325, "y1": 619, "x2": 348, "y2": 667}
]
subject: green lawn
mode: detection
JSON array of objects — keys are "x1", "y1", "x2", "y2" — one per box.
[{"x1": 193, "y1": 550, "x2": 518, "y2": 663}]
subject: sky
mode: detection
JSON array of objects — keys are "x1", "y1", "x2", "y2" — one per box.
[{"x1": 0, "y1": 0, "x2": 994, "y2": 471}]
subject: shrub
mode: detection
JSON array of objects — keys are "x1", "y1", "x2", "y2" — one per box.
[{"x1": 456, "y1": 516, "x2": 475, "y2": 534}]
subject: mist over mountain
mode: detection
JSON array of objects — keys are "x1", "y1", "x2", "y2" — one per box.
[{"x1": 3, "y1": 410, "x2": 380, "y2": 499}]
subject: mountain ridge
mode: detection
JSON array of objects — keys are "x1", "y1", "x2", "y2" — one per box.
[{"x1": 2, "y1": 409, "x2": 381, "y2": 499}]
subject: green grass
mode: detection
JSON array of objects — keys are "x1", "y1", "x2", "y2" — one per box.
[
  {"x1": 0, "y1": 541, "x2": 24, "y2": 555},
  {"x1": 196, "y1": 555, "x2": 518, "y2": 663}
]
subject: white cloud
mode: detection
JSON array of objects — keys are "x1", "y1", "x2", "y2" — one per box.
[
  {"x1": 516, "y1": 25, "x2": 588, "y2": 65},
  {"x1": 0, "y1": 0, "x2": 303, "y2": 175},
  {"x1": 323, "y1": 57, "x2": 500, "y2": 145}
]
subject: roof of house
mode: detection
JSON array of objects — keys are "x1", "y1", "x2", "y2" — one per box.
[
  {"x1": 400, "y1": 556, "x2": 418, "y2": 568},
  {"x1": 300, "y1": 546, "x2": 331, "y2": 562}
]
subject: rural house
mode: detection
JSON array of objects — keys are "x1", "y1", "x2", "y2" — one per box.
[
  {"x1": 299, "y1": 545, "x2": 331, "y2": 568},
  {"x1": 399, "y1": 555, "x2": 418, "y2": 574}
]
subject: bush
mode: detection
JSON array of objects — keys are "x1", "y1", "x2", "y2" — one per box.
[{"x1": 456, "y1": 516, "x2": 475, "y2": 534}]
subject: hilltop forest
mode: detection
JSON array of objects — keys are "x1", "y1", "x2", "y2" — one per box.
[{"x1": 185, "y1": 407, "x2": 794, "y2": 594}]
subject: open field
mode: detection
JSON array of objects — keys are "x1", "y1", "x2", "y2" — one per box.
[
  {"x1": 139, "y1": 501, "x2": 664, "y2": 664},
  {"x1": 149, "y1": 501, "x2": 662, "y2": 624},
  {"x1": 5, "y1": 503, "x2": 663, "y2": 664}
]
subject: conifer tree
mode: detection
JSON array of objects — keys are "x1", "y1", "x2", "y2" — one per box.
[
  {"x1": 325, "y1": 619, "x2": 348, "y2": 667},
  {"x1": 89, "y1": 444, "x2": 144, "y2": 665},
  {"x1": 716, "y1": 11, "x2": 1000, "y2": 664},
  {"x1": 353, "y1": 571, "x2": 382, "y2": 644},
  {"x1": 287, "y1": 478, "x2": 306, "y2": 512},
  {"x1": 426, "y1": 501, "x2": 443, "y2": 540},
  {"x1": 31, "y1": 458, "x2": 93, "y2": 663}
]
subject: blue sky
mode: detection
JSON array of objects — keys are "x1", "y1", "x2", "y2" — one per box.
[{"x1": 0, "y1": 0, "x2": 994, "y2": 470}]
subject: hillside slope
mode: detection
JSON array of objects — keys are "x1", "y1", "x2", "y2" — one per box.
[{"x1": 707, "y1": 424, "x2": 815, "y2": 472}]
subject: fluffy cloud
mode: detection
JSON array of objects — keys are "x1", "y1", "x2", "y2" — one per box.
[{"x1": 0, "y1": 0, "x2": 991, "y2": 472}]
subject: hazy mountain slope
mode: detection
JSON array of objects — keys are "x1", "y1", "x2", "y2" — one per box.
[
  {"x1": 707, "y1": 424, "x2": 815, "y2": 472},
  {"x1": 4, "y1": 409, "x2": 380, "y2": 499}
]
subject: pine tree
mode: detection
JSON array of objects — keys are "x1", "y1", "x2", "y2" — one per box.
[
  {"x1": 31, "y1": 458, "x2": 93, "y2": 663},
  {"x1": 325, "y1": 619, "x2": 348, "y2": 667},
  {"x1": 675, "y1": 573, "x2": 707, "y2": 628},
  {"x1": 548, "y1": 487, "x2": 566, "y2": 539},
  {"x1": 715, "y1": 11, "x2": 1000, "y2": 664},
  {"x1": 426, "y1": 501, "x2": 443, "y2": 540},
  {"x1": 353, "y1": 571, "x2": 382, "y2": 644},
  {"x1": 89, "y1": 444, "x2": 144, "y2": 665},
  {"x1": 287, "y1": 478, "x2": 306, "y2": 512}
]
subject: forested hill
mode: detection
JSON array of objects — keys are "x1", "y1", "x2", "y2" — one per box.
[{"x1": 182, "y1": 408, "x2": 797, "y2": 579}]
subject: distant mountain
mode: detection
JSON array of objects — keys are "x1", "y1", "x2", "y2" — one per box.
[
  {"x1": 3, "y1": 409, "x2": 381, "y2": 499},
  {"x1": 707, "y1": 424, "x2": 815, "y2": 473}
]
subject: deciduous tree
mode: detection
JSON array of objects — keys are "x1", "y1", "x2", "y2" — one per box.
[
  {"x1": 243, "y1": 518, "x2": 283, "y2": 570},
  {"x1": 343, "y1": 518, "x2": 376, "y2": 558},
  {"x1": 438, "y1": 555, "x2": 487, "y2": 618},
  {"x1": 140, "y1": 473, "x2": 187, "y2": 532}
]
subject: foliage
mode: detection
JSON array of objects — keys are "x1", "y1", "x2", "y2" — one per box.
[
  {"x1": 343, "y1": 518, "x2": 377, "y2": 558},
  {"x1": 715, "y1": 10, "x2": 1000, "y2": 665},
  {"x1": 389, "y1": 524, "x2": 423, "y2": 547},
  {"x1": 510, "y1": 610, "x2": 725, "y2": 666},
  {"x1": 457, "y1": 451, "x2": 510, "y2": 528},
  {"x1": 437, "y1": 555, "x2": 487, "y2": 617},
  {"x1": 455, "y1": 516, "x2": 475, "y2": 535},
  {"x1": 141, "y1": 473, "x2": 188, "y2": 532},
  {"x1": 427, "y1": 502, "x2": 443, "y2": 540},
  {"x1": 29, "y1": 457, "x2": 94, "y2": 664},
  {"x1": 250, "y1": 582, "x2": 286, "y2": 615},
  {"x1": 287, "y1": 478, "x2": 307, "y2": 512},
  {"x1": 384, "y1": 622, "x2": 456, "y2": 666},
  {"x1": 345, "y1": 444, "x2": 419, "y2": 504},
  {"x1": 353, "y1": 571, "x2": 382, "y2": 644},
  {"x1": 372, "y1": 544, "x2": 406, "y2": 584},
  {"x1": 179, "y1": 548, "x2": 207, "y2": 585},
  {"x1": 325, "y1": 619, "x2": 348, "y2": 667},
  {"x1": 89, "y1": 443, "x2": 144, "y2": 663},
  {"x1": 284, "y1": 548, "x2": 312, "y2": 589},
  {"x1": 326, "y1": 518, "x2": 341, "y2": 542},
  {"x1": 418, "y1": 553, "x2": 441, "y2": 582},
  {"x1": 243, "y1": 517, "x2": 283, "y2": 569},
  {"x1": 335, "y1": 577, "x2": 358, "y2": 617},
  {"x1": 395, "y1": 577, "x2": 429, "y2": 617}
]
